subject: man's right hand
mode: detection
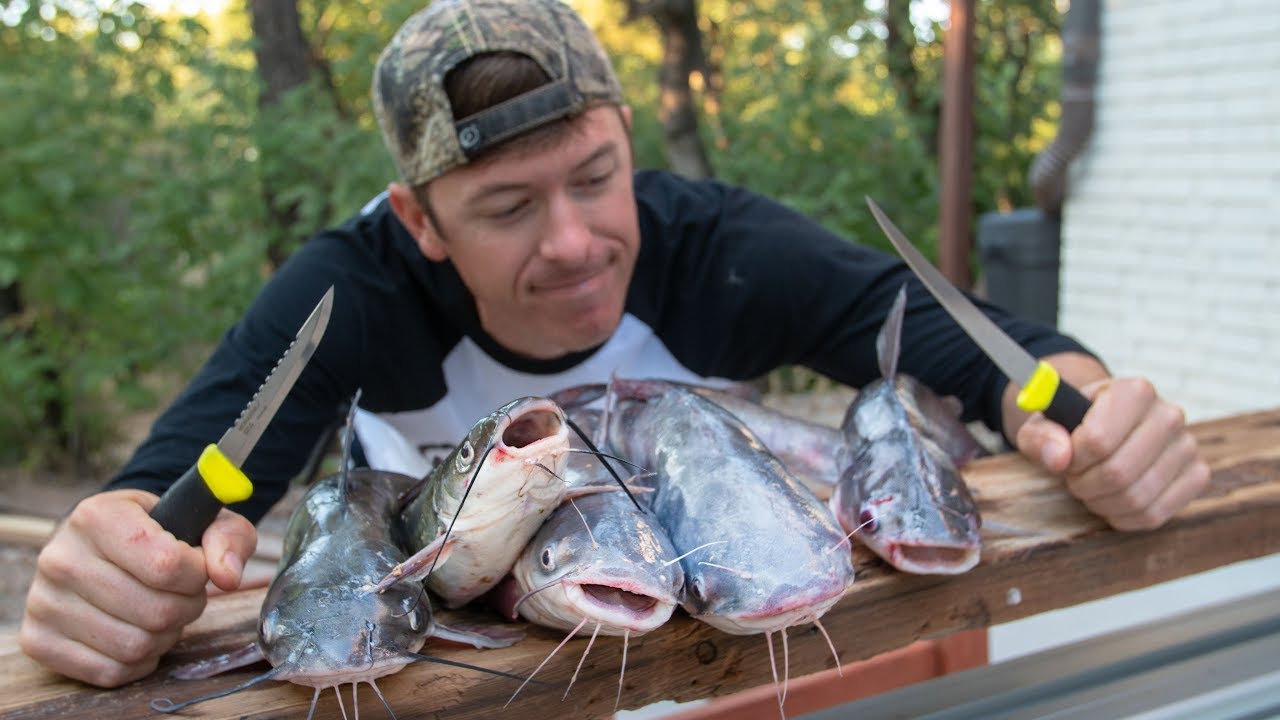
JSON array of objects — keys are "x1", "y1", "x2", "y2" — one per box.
[{"x1": 18, "y1": 489, "x2": 256, "y2": 687}]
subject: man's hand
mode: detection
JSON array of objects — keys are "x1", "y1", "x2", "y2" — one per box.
[
  {"x1": 18, "y1": 489, "x2": 256, "y2": 687},
  {"x1": 1014, "y1": 376, "x2": 1211, "y2": 530}
]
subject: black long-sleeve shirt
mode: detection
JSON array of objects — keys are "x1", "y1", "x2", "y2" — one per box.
[{"x1": 109, "y1": 170, "x2": 1090, "y2": 522}]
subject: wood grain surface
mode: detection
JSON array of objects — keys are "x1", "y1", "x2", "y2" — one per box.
[{"x1": 1, "y1": 407, "x2": 1277, "y2": 720}]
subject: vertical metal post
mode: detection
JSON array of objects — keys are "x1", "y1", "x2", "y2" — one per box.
[{"x1": 939, "y1": 0, "x2": 976, "y2": 289}]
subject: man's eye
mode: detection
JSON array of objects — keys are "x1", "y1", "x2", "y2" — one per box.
[
  {"x1": 579, "y1": 171, "x2": 612, "y2": 189},
  {"x1": 488, "y1": 201, "x2": 527, "y2": 219}
]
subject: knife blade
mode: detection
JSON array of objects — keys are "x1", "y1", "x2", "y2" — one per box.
[
  {"x1": 149, "y1": 286, "x2": 335, "y2": 545},
  {"x1": 865, "y1": 197, "x2": 1091, "y2": 430}
]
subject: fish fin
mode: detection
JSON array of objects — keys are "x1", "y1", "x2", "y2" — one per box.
[
  {"x1": 549, "y1": 383, "x2": 607, "y2": 410},
  {"x1": 431, "y1": 620, "x2": 526, "y2": 649},
  {"x1": 338, "y1": 389, "x2": 364, "y2": 503},
  {"x1": 562, "y1": 483, "x2": 655, "y2": 500},
  {"x1": 877, "y1": 284, "x2": 908, "y2": 380},
  {"x1": 167, "y1": 641, "x2": 264, "y2": 680},
  {"x1": 373, "y1": 535, "x2": 456, "y2": 590},
  {"x1": 408, "y1": 651, "x2": 553, "y2": 688},
  {"x1": 151, "y1": 666, "x2": 282, "y2": 713}
]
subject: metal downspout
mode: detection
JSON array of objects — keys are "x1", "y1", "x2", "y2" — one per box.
[{"x1": 1029, "y1": 0, "x2": 1101, "y2": 213}]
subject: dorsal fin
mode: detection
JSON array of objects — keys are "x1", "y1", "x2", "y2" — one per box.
[
  {"x1": 876, "y1": 284, "x2": 908, "y2": 380},
  {"x1": 338, "y1": 388, "x2": 364, "y2": 502}
]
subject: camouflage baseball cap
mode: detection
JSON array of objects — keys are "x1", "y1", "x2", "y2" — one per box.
[{"x1": 372, "y1": 0, "x2": 624, "y2": 186}]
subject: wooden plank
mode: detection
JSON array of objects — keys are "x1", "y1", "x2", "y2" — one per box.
[
  {"x1": 1, "y1": 407, "x2": 1278, "y2": 720},
  {"x1": 0, "y1": 514, "x2": 55, "y2": 548}
]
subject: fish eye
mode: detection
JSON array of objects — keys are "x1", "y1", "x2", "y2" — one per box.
[
  {"x1": 858, "y1": 508, "x2": 879, "y2": 534},
  {"x1": 540, "y1": 546, "x2": 555, "y2": 570},
  {"x1": 456, "y1": 441, "x2": 475, "y2": 472}
]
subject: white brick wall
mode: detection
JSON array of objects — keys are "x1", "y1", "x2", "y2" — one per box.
[
  {"x1": 995, "y1": 0, "x2": 1280, "y2": 668},
  {"x1": 1059, "y1": 0, "x2": 1280, "y2": 421}
]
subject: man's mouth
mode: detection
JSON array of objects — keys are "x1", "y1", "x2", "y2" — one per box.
[{"x1": 531, "y1": 263, "x2": 612, "y2": 297}]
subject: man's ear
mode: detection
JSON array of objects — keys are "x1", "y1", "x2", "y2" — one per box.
[
  {"x1": 387, "y1": 182, "x2": 448, "y2": 261},
  {"x1": 621, "y1": 104, "x2": 632, "y2": 130}
]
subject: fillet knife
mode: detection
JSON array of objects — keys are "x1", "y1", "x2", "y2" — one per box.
[
  {"x1": 149, "y1": 286, "x2": 335, "y2": 545},
  {"x1": 865, "y1": 197, "x2": 1091, "y2": 431}
]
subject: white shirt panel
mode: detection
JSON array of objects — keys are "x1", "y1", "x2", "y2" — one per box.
[{"x1": 355, "y1": 313, "x2": 732, "y2": 469}]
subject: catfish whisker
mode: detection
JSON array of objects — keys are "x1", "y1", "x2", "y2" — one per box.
[
  {"x1": 564, "y1": 622, "x2": 602, "y2": 700},
  {"x1": 766, "y1": 631, "x2": 783, "y2": 718},
  {"x1": 150, "y1": 667, "x2": 283, "y2": 713},
  {"x1": 534, "y1": 461, "x2": 568, "y2": 484},
  {"x1": 563, "y1": 447, "x2": 650, "y2": 473},
  {"x1": 615, "y1": 629, "x2": 630, "y2": 712},
  {"x1": 505, "y1": 618, "x2": 589, "y2": 708},
  {"x1": 825, "y1": 515, "x2": 877, "y2": 554},
  {"x1": 334, "y1": 684, "x2": 349, "y2": 720},
  {"x1": 370, "y1": 679, "x2": 398, "y2": 719},
  {"x1": 405, "y1": 651, "x2": 548, "y2": 685},
  {"x1": 661, "y1": 540, "x2": 729, "y2": 567},
  {"x1": 813, "y1": 618, "x2": 843, "y2": 677},
  {"x1": 306, "y1": 687, "x2": 321, "y2": 720},
  {"x1": 781, "y1": 626, "x2": 790, "y2": 705},
  {"x1": 699, "y1": 561, "x2": 753, "y2": 580},
  {"x1": 565, "y1": 414, "x2": 643, "y2": 512},
  {"x1": 567, "y1": 497, "x2": 598, "y2": 548},
  {"x1": 510, "y1": 568, "x2": 581, "y2": 618}
]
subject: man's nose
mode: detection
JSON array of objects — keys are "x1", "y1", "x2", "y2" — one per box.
[{"x1": 539, "y1": 194, "x2": 592, "y2": 263}]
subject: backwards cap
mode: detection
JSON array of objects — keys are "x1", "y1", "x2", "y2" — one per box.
[{"x1": 372, "y1": 0, "x2": 624, "y2": 186}]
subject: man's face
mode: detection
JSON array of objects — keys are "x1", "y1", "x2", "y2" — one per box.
[{"x1": 394, "y1": 106, "x2": 640, "y2": 360}]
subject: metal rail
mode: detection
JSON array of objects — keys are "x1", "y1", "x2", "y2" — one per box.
[{"x1": 799, "y1": 587, "x2": 1280, "y2": 720}]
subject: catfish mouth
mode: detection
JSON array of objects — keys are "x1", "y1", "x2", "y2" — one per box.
[
  {"x1": 563, "y1": 581, "x2": 675, "y2": 633},
  {"x1": 888, "y1": 543, "x2": 980, "y2": 574},
  {"x1": 501, "y1": 402, "x2": 565, "y2": 450},
  {"x1": 583, "y1": 584, "x2": 658, "y2": 614}
]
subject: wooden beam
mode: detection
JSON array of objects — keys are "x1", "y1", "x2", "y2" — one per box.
[
  {"x1": 939, "y1": 0, "x2": 977, "y2": 289},
  {"x1": 2, "y1": 408, "x2": 1278, "y2": 719}
]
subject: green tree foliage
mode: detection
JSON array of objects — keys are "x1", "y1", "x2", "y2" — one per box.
[
  {"x1": 0, "y1": 1, "x2": 267, "y2": 465},
  {"x1": 0, "y1": 0, "x2": 1062, "y2": 464}
]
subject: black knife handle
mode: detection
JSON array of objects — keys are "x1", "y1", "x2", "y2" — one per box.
[
  {"x1": 1044, "y1": 382, "x2": 1092, "y2": 431},
  {"x1": 148, "y1": 463, "x2": 223, "y2": 546},
  {"x1": 148, "y1": 444, "x2": 253, "y2": 547}
]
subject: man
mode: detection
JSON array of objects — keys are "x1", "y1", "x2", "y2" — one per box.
[{"x1": 20, "y1": 0, "x2": 1209, "y2": 688}]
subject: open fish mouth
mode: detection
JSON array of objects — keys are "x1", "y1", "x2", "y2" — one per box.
[
  {"x1": 885, "y1": 542, "x2": 980, "y2": 574},
  {"x1": 563, "y1": 582, "x2": 676, "y2": 634},
  {"x1": 501, "y1": 402, "x2": 565, "y2": 449}
]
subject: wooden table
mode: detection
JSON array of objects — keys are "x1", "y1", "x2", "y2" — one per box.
[{"x1": 2, "y1": 407, "x2": 1278, "y2": 720}]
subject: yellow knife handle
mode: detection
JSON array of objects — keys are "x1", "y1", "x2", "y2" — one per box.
[
  {"x1": 148, "y1": 444, "x2": 254, "y2": 546},
  {"x1": 1016, "y1": 361, "x2": 1092, "y2": 431}
]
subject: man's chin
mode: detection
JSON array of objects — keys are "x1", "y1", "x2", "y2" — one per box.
[{"x1": 557, "y1": 310, "x2": 623, "y2": 354}]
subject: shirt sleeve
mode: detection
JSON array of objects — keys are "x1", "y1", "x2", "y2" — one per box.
[
  {"x1": 633, "y1": 171, "x2": 1096, "y2": 438},
  {"x1": 106, "y1": 237, "x2": 371, "y2": 524}
]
